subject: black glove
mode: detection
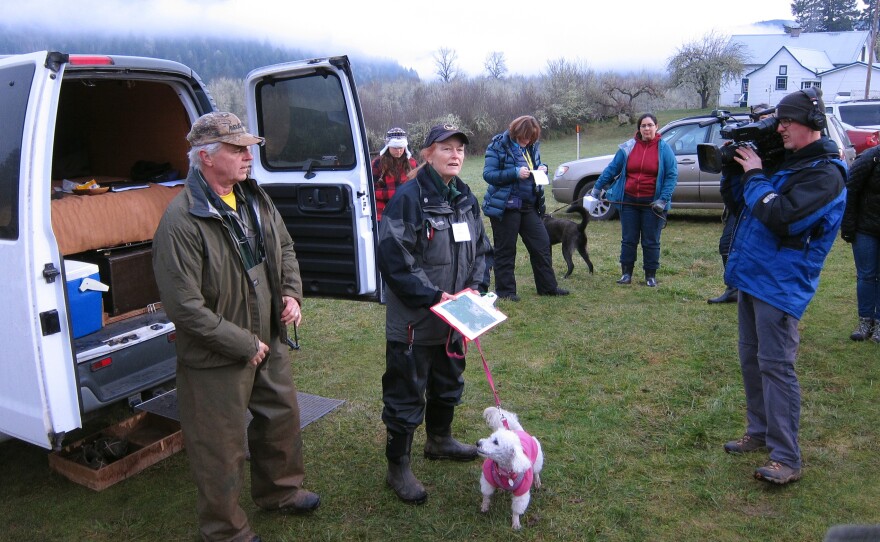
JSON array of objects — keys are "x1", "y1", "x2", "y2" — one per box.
[
  {"x1": 651, "y1": 199, "x2": 667, "y2": 214},
  {"x1": 841, "y1": 230, "x2": 855, "y2": 243}
]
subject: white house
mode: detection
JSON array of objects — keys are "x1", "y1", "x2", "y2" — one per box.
[{"x1": 719, "y1": 29, "x2": 880, "y2": 107}]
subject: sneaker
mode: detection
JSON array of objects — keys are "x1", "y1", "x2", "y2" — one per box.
[
  {"x1": 616, "y1": 274, "x2": 632, "y2": 285},
  {"x1": 850, "y1": 317, "x2": 874, "y2": 341},
  {"x1": 872, "y1": 321, "x2": 880, "y2": 344},
  {"x1": 723, "y1": 434, "x2": 766, "y2": 454},
  {"x1": 754, "y1": 460, "x2": 802, "y2": 484},
  {"x1": 645, "y1": 277, "x2": 657, "y2": 288}
]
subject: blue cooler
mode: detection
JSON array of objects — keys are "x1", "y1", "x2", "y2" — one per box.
[{"x1": 64, "y1": 259, "x2": 103, "y2": 338}]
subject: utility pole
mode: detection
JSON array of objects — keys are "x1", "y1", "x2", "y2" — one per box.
[{"x1": 866, "y1": 0, "x2": 880, "y2": 98}]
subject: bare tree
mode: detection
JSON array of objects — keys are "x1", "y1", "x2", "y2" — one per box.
[
  {"x1": 433, "y1": 47, "x2": 459, "y2": 83},
  {"x1": 484, "y1": 51, "x2": 508, "y2": 79},
  {"x1": 667, "y1": 31, "x2": 748, "y2": 109},
  {"x1": 599, "y1": 72, "x2": 666, "y2": 123}
]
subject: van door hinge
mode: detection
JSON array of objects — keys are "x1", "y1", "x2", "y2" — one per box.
[{"x1": 43, "y1": 262, "x2": 61, "y2": 283}]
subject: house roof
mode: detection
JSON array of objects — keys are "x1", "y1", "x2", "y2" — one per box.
[{"x1": 730, "y1": 31, "x2": 868, "y2": 66}]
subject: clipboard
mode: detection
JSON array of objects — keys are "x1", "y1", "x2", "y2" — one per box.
[{"x1": 430, "y1": 289, "x2": 507, "y2": 341}]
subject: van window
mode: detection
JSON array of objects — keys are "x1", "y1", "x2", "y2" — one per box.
[
  {"x1": 257, "y1": 72, "x2": 355, "y2": 171},
  {"x1": 0, "y1": 63, "x2": 35, "y2": 240}
]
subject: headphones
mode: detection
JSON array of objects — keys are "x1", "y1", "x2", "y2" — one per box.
[{"x1": 799, "y1": 87, "x2": 826, "y2": 131}]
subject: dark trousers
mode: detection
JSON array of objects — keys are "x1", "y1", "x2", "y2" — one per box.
[
  {"x1": 852, "y1": 232, "x2": 880, "y2": 319},
  {"x1": 737, "y1": 292, "x2": 802, "y2": 469},
  {"x1": 489, "y1": 208, "x2": 558, "y2": 296},
  {"x1": 619, "y1": 195, "x2": 664, "y2": 272},
  {"x1": 381, "y1": 340, "x2": 466, "y2": 435}
]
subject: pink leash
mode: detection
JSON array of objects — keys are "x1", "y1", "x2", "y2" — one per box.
[{"x1": 474, "y1": 338, "x2": 510, "y2": 430}]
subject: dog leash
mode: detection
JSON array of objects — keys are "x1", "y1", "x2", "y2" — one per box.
[{"x1": 474, "y1": 338, "x2": 510, "y2": 430}]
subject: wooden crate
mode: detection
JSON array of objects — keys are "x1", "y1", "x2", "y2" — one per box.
[{"x1": 48, "y1": 411, "x2": 183, "y2": 491}]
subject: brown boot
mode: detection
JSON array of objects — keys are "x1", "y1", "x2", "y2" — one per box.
[{"x1": 423, "y1": 433, "x2": 478, "y2": 461}]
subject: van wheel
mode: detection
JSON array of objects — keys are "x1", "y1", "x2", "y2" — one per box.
[{"x1": 578, "y1": 183, "x2": 617, "y2": 221}]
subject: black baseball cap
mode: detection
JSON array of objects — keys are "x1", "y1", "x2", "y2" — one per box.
[{"x1": 423, "y1": 123, "x2": 469, "y2": 148}]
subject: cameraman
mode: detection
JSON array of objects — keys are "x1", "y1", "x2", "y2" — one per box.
[
  {"x1": 722, "y1": 88, "x2": 847, "y2": 485},
  {"x1": 708, "y1": 104, "x2": 774, "y2": 304}
]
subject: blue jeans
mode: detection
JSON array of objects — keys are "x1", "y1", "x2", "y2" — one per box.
[
  {"x1": 619, "y1": 195, "x2": 664, "y2": 272},
  {"x1": 737, "y1": 292, "x2": 802, "y2": 469},
  {"x1": 852, "y1": 232, "x2": 880, "y2": 319}
]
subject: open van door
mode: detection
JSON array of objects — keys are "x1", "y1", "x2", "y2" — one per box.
[
  {"x1": 0, "y1": 52, "x2": 81, "y2": 448},
  {"x1": 245, "y1": 56, "x2": 378, "y2": 299}
]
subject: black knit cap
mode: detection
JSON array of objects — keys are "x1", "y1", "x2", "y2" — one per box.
[{"x1": 776, "y1": 88, "x2": 825, "y2": 129}]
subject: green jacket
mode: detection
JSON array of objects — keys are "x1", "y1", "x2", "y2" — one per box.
[{"x1": 153, "y1": 168, "x2": 302, "y2": 368}]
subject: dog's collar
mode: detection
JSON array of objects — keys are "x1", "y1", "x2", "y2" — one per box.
[{"x1": 490, "y1": 462, "x2": 527, "y2": 493}]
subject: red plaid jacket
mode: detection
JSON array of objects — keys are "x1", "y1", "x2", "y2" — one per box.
[{"x1": 372, "y1": 156, "x2": 417, "y2": 220}]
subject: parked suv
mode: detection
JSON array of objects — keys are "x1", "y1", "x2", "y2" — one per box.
[
  {"x1": 0, "y1": 51, "x2": 378, "y2": 449},
  {"x1": 825, "y1": 99, "x2": 880, "y2": 130},
  {"x1": 551, "y1": 112, "x2": 855, "y2": 220}
]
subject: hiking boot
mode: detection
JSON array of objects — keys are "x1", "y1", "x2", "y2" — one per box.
[
  {"x1": 754, "y1": 460, "x2": 802, "y2": 484},
  {"x1": 645, "y1": 277, "x2": 657, "y2": 288},
  {"x1": 871, "y1": 321, "x2": 880, "y2": 344},
  {"x1": 850, "y1": 317, "x2": 874, "y2": 341},
  {"x1": 386, "y1": 456, "x2": 427, "y2": 504},
  {"x1": 723, "y1": 434, "x2": 766, "y2": 454},
  {"x1": 539, "y1": 287, "x2": 569, "y2": 296},
  {"x1": 277, "y1": 489, "x2": 321, "y2": 514},
  {"x1": 424, "y1": 433, "x2": 478, "y2": 461},
  {"x1": 616, "y1": 273, "x2": 632, "y2": 285}
]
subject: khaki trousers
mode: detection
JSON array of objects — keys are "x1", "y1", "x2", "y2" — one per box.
[{"x1": 177, "y1": 336, "x2": 304, "y2": 542}]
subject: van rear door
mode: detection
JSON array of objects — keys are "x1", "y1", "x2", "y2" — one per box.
[
  {"x1": 0, "y1": 52, "x2": 81, "y2": 449},
  {"x1": 245, "y1": 56, "x2": 377, "y2": 299}
]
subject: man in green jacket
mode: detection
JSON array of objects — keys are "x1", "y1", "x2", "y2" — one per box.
[{"x1": 153, "y1": 112, "x2": 319, "y2": 542}]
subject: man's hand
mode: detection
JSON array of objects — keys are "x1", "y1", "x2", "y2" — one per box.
[
  {"x1": 732, "y1": 145, "x2": 763, "y2": 173},
  {"x1": 280, "y1": 295, "x2": 302, "y2": 326},
  {"x1": 249, "y1": 340, "x2": 270, "y2": 367}
]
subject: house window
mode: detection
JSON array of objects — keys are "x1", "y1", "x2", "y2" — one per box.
[
  {"x1": 741, "y1": 79, "x2": 749, "y2": 92},
  {"x1": 776, "y1": 77, "x2": 788, "y2": 91},
  {"x1": 779, "y1": 65, "x2": 788, "y2": 75},
  {"x1": 801, "y1": 81, "x2": 821, "y2": 89}
]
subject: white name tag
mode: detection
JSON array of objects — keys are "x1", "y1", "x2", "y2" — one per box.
[{"x1": 451, "y1": 222, "x2": 471, "y2": 242}]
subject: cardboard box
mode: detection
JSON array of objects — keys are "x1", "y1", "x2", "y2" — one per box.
[
  {"x1": 64, "y1": 259, "x2": 103, "y2": 338},
  {"x1": 48, "y1": 411, "x2": 183, "y2": 491}
]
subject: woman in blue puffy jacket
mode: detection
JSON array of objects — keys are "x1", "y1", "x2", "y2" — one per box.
[{"x1": 482, "y1": 115, "x2": 568, "y2": 301}]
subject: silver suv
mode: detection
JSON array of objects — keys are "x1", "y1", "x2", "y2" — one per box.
[{"x1": 551, "y1": 113, "x2": 855, "y2": 220}]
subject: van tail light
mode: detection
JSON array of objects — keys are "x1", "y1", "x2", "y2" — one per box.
[
  {"x1": 868, "y1": 132, "x2": 880, "y2": 148},
  {"x1": 90, "y1": 357, "x2": 112, "y2": 372},
  {"x1": 69, "y1": 55, "x2": 114, "y2": 66}
]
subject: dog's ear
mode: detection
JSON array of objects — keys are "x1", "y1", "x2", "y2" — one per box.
[{"x1": 510, "y1": 444, "x2": 532, "y2": 474}]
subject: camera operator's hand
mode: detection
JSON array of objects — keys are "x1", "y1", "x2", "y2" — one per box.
[
  {"x1": 732, "y1": 145, "x2": 763, "y2": 173},
  {"x1": 651, "y1": 199, "x2": 667, "y2": 214}
]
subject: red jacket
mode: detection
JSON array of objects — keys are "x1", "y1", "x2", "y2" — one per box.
[{"x1": 372, "y1": 156, "x2": 417, "y2": 220}]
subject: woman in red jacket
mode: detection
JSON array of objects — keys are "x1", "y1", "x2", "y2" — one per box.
[{"x1": 372, "y1": 127, "x2": 417, "y2": 220}]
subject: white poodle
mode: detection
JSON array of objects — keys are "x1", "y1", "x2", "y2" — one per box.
[{"x1": 476, "y1": 406, "x2": 544, "y2": 530}]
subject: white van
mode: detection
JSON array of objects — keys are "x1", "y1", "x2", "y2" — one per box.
[{"x1": 0, "y1": 51, "x2": 378, "y2": 449}]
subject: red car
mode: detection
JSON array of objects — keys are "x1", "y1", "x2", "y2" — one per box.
[{"x1": 842, "y1": 121, "x2": 880, "y2": 155}]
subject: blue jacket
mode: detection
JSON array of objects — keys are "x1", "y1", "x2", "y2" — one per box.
[
  {"x1": 482, "y1": 131, "x2": 546, "y2": 219},
  {"x1": 593, "y1": 135, "x2": 677, "y2": 210},
  {"x1": 725, "y1": 137, "x2": 847, "y2": 319}
]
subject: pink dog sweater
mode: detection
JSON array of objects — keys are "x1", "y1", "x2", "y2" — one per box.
[{"x1": 482, "y1": 430, "x2": 539, "y2": 497}]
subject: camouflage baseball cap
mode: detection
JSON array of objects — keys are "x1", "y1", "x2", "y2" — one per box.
[{"x1": 186, "y1": 112, "x2": 265, "y2": 147}]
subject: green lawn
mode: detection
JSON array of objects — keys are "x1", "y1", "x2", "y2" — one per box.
[{"x1": 1, "y1": 130, "x2": 878, "y2": 541}]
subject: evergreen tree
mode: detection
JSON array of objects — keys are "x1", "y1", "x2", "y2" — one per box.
[{"x1": 791, "y1": 0, "x2": 861, "y2": 32}]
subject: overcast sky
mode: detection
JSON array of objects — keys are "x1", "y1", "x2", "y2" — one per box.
[{"x1": 6, "y1": 0, "x2": 797, "y2": 79}]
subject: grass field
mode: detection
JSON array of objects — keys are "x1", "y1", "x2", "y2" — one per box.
[{"x1": 1, "y1": 125, "x2": 879, "y2": 541}]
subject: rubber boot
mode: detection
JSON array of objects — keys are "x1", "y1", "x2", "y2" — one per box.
[
  {"x1": 645, "y1": 270, "x2": 657, "y2": 288},
  {"x1": 423, "y1": 404, "x2": 478, "y2": 461},
  {"x1": 616, "y1": 264, "x2": 633, "y2": 285},
  {"x1": 385, "y1": 430, "x2": 427, "y2": 504},
  {"x1": 708, "y1": 255, "x2": 737, "y2": 303}
]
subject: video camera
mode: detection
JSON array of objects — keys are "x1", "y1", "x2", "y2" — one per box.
[{"x1": 696, "y1": 109, "x2": 784, "y2": 174}]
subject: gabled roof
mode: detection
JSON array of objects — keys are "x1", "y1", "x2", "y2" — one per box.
[
  {"x1": 745, "y1": 46, "x2": 833, "y2": 77},
  {"x1": 730, "y1": 31, "x2": 868, "y2": 66},
  {"x1": 820, "y1": 61, "x2": 880, "y2": 76}
]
